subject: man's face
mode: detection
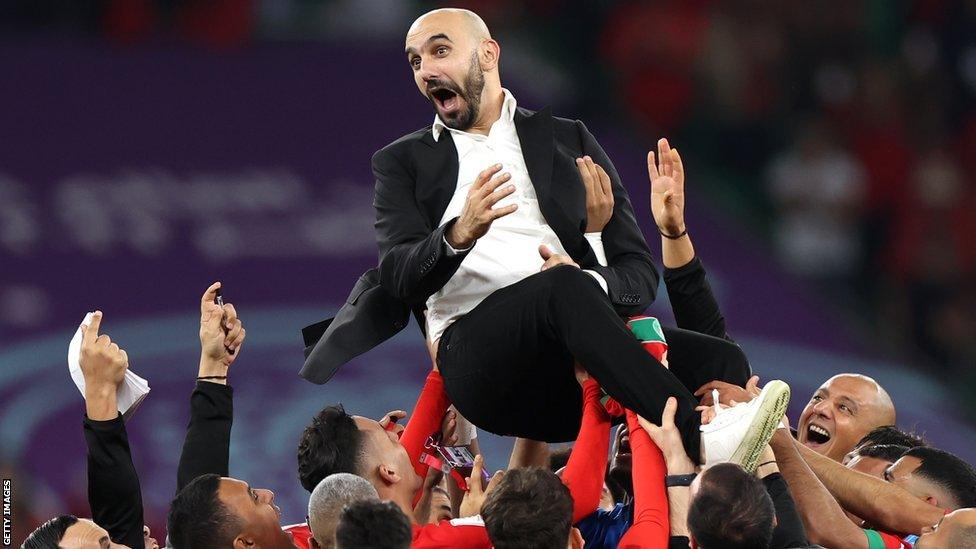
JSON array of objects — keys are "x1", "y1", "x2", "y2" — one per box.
[
  {"x1": 405, "y1": 12, "x2": 486, "y2": 131},
  {"x1": 846, "y1": 455, "x2": 893, "y2": 479},
  {"x1": 354, "y1": 416, "x2": 422, "y2": 493},
  {"x1": 916, "y1": 508, "x2": 976, "y2": 549},
  {"x1": 218, "y1": 478, "x2": 295, "y2": 548},
  {"x1": 797, "y1": 376, "x2": 886, "y2": 461},
  {"x1": 59, "y1": 519, "x2": 130, "y2": 549}
]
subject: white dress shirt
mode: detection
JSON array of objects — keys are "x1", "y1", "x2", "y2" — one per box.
[{"x1": 425, "y1": 89, "x2": 607, "y2": 342}]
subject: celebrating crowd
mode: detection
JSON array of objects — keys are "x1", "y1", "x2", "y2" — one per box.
[{"x1": 22, "y1": 8, "x2": 976, "y2": 549}]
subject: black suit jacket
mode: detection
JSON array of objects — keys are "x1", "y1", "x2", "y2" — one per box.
[
  {"x1": 300, "y1": 107, "x2": 659, "y2": 384},
  {"x1": 85, "y1": 414, "x2": 145, "y2": 549}
]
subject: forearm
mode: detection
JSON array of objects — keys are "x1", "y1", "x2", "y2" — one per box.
[
  {"x1": 618, "y1": 410, "x2": 669, "y2": 547},
  {"x1": 85, "y1": 384, "x2": 119, "y2": 421},
  {"x1": 797, "y1": 440, "x2": 944, "y2": 533},
  {"x1": 177, "y1": 381, "x2": 233, "y2": 490},
  {"x1": 661, "y1": 233, "x2": 694, "y2": 269},
  {"x1": 401, "y1": 371, "x2": 451, "y2": 480},
  {"x1": 85, "y1": 415, "x2": 145, "y2": 549},
  {"x1": 667, "y1": 487, "x2": 690, "y2": 538},
  {"x1": 508, "y1": 438, "x2": 549, "y2": 470},
  {"x1": 562, "y1": 379, "x2": 611, "y2": 523},
  {"x1": 770, "y1": 430, "x2": 866, "y2": 548},
  {"x1": 663, "y1": 256, "x2": 730, "y2": 341}
]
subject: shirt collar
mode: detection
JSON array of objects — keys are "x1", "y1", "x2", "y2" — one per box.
[{"x1": 432, "y1": 88, "x2": 517, "y2": 141}]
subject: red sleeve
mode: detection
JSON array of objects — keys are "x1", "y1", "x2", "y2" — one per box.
[
  {"x1": 400, "y1": 370, "x2": 452, "y2": 481},
  {"x1": 412, "y1": 521, "x2": 491, "y2": 548},
  {"x1": 618, "y1": 410, "x2": 669, "y2": 549},
  {"x1": 561, "y1": 378, "x2": 611, "y2": 523}
]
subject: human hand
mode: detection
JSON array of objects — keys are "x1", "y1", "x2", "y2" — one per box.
[
  {"x1": 694, "y1": 376, "x2": 760, "y2": 407},
  {"x1": 199, "y1": 282, "x2": 246, "y2": 380},
  {"x1": 538, "y1": 245, "x2": 579, "y2": 271},
  {"x1": 459, "y1": 455, "x2": 504, "y2": 517},
  {"x1": 441, "y1": 409, "x2": 459, "y2": 446},
  {"x1": 648, "y1": 138, "x2": 686, "y2": 237},
  {"x1": 79, "y1": 311, "x2": 129, "y2": 420},
  {"x1": 378, "y1": 410, "x2": 407, "y2": 437},
  {"x1": 637, "y1": 398, "x2": 695, "y2": 474},
  {"x1": 446, "y1": 164, "x2": 518, "y2": 249},
  {"x1": 573, "y1": 362, "x2": 591, "y2": 386},
  {"x1": 577, "y1": 156, "x2": 614, "y2": 232}
]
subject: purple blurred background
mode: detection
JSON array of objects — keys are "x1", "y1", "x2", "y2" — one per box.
[{"x1": 2, "y1": 0, "x2": 974, "y2": 544}]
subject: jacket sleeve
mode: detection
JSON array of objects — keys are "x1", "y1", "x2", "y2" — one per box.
[
  {"x1": 577, "y1": 121, "x2": 660, "y2": 315},
  {"x1": 373, "y1": 145, "x2": 470, "y2": 305},
  {"x1": 85, "y1": 414, "x2": 145, "y2": 549},
  {"x1": 176, "y1": 381, "x2": 233, "y2": 491},
  {"x1": 764, "y1": 473, "x2": 811, "y2": 549},
  {"x1": 663, "y1": 256, "x2": 732, "y2": 342}
]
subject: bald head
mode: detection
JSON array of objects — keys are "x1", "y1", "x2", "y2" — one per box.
[
  {"x1": 308, "y1": 473, "x2": 379, "y2": 549},
  {"x1": 798, "y1": 373, "x2": 897, "y2": 461},
  {"x1": 408, "y1": 8, "x2": 491, "y2": 42}
]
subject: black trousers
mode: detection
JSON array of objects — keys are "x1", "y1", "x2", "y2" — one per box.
[{"x1": 438, "y1": 265, "x2": 751, "y2": 460}]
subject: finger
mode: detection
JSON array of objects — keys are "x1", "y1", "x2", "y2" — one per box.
[
  {"x1": 478, "y1": 172, "x2": 512, "y2": 196},
  {"x1": 485, "y1": 469, "x2": 505, "y2": 493},
  {"x1": 746, "y1": 375, "x2": 760, "y2": 390},
  {"x1": 224, "y1": 319, "x2": 243, "y2": 346},
  {"x1": 95, "y1": 334, "x2": 111, "y2": 347},
  {"x1": 647, "y1": 150, "x2": 660, "y2": 180},
  {"x1": 671, "y1": 148, "x2": 684, "y2": 186},
  {"x1": 85, "y1": 311, "x2": 103, "y2": 343},
  {"x1": 577, "y1": 158, "x2": 595, "y2": 195},
  {"x1": 488, "y1": 203, "x2": 518, "y2": 219},
  {"x1": 109, "y1": 342, "x2": 120, "y2": 354},
  {"x1": 228, "y1": 327, "x2": 246, "y2": 352},
  {"x1": 595, "y1": 164, "x2": 613, "y2": 197},
  {"x1": 659, "y1": 138, "x2": 672, "y2": 177},
  {"x1": 473, "y1": 164, "x2": 503, "y2": 189},
  {"x1": 221, "y1": 303, "x2": 238, "y2": 327},
  {"x1": 119, "y1": 349, "x2": 128, "y2": 365},
  {"x1": 693, "y1": 382, "x2": 718, "y2": 397},
  {"x1": 538, "y1": 244, "x2": 553, "y2": 260},
  {"x1": 468, "y1": 455, "x2": 485, "y2": 493},
  {"x1": 662, "y1": 396, "x2": 678, "y2": 427},
  {"x1": 482, "y1": 183, "x2": 516, "y2": 206},
  {"x1": 201, "y1": 282, "x2": 221, "y2": 306}
]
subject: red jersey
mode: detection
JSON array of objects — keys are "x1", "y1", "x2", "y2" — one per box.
[
  {"x1": 412, "y1": 516, "x2": 491, "y2": 548},
  {"x1": 282, "y1": 523, "x2": 311, "y2": 549}
]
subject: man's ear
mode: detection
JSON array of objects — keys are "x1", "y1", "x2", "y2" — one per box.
[
  {"x1": 378, "y1": 464, "x2": 402, "y2": 486},
  {"x1": 480, "y1": 39, "x2": 500, "y2": 71},
  {"x1": 568, "y1": 526, "x2": 584, "y2": 549},
  {"x1": 924, "y1": 495, "x2": 940, "y2": 508},
  {"x1": 233, "y1": 534, "x2": 256, "y2": 548}
]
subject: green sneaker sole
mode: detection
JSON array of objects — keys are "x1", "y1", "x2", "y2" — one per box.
[{"x1": 730, "y1": 381, "x2": 791, "y2": 474}]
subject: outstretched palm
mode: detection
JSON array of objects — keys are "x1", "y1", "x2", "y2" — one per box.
[{"x1": 648, "y1": 138, "x2": 686, "y2": 236}]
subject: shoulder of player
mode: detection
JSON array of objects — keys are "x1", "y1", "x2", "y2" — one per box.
[{"x1": 372, "y1": 126, "x2": 432, "y2": 163}]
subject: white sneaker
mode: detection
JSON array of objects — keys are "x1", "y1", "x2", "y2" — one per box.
[{"x1": 700, "y1": 380, "x2": 791, "y2": 473}]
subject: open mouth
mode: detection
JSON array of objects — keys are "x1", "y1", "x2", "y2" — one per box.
[
  {"x1": 430, "y1": 87, "x2": 461, "y2": 114},
  {"x1": 805, "y1": 423, "x2": 832, "y2": 446}
]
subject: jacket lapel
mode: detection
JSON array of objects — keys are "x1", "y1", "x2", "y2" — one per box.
[
  {"x1": 415, "y1": 128, "x2": 460, "y2": 229},
  {"x1": 515, "y1": 107, "x2": 553, "y2": 205}
]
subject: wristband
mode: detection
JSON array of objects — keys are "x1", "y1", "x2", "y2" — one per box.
[
  {"x1": 660, "y1": 228, "x2": 688, "y2": 240},
  {"x1": 758, "y1": 460, "x2": 777, "y2": 469},
  {"x1": 197, "y1": 375, "x2": 227, "y2": 380},
  {"x1": 665, "y1": 473, "x2": 697, "y2": 487}
]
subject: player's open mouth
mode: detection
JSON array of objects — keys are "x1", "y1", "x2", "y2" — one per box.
[
  {"x1": 804, "y1": 422, "x2": 832, "y2": 446},
  {"x1": 430, "y1": 87, "x2": 461, "y2": 114}
]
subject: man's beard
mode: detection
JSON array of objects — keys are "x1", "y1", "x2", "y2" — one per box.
[{"x1": 430, "y1": 52, "x2": 485, "y2": 131}]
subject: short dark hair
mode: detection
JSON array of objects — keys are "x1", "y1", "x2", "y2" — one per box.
[
  {"x1": 298, "y1": 404, "x2": 365, "y2": 493},
  {"x1": 856, "y1": 444, "x2": 909, "y2": 463},
  {"x1": 335, "y1": 500, "x2": 412, "y2": 549},
  {"x1": 167, "y1": 473, "x2": 243, "y2": 548},
  {"x1": 689, "y1": 463, "x2": 775, "y2": 549},
  {"x1": 22, "y1": 515, "x2": 78, "y2": 549},
  {"x1": 482, "y1": 468, "x2": 574, "y2": 549},
  {"x1": 902, "y1": 447, "x2": 976, "y2": 510},
  {"x1": 854, "y1": 426, "x2": 926, "y2": 451}
]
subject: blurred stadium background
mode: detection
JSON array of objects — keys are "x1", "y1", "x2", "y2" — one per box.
[{"x1": 1, "y1": 0, "x2": 975, "y2": 543}]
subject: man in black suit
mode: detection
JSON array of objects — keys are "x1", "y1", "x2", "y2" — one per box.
[{"x1": 305, "y1": 8, "x2": 789, "y2": 469}]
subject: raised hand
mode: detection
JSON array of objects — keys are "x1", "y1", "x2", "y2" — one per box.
[
  {"x1": 199, "y1": 282, "x2": 246, "y2": 381},
  {"x1": 577, "y1": 156, "x2": 614, "y2": 232},
  {"x1": 446, "y1": 164, "x2": 518, "y2": 249},
  {"x1": 636, "y1": 398, "x2": 695, "y2": 474},
  {"x1": 378, "y1": 410, "x2": 407, "y2": 437},
  {"x1": 79, "y1": 311, "x2": 129, "y2": 420},
  {"x1": 648, "y1": 138, "x2": 686, "y2": 237},
  {"x1": 459, "y1": 455, "x2": 504, "y2": 517}
]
